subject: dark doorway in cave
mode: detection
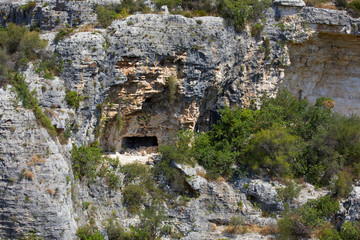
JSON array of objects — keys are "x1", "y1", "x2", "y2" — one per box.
[{"x1": 122, "y1": 136, "x2": 158, "y2": 149}]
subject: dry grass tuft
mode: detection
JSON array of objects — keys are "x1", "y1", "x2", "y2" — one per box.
[
  {"x1": 23, "y1": 170, "x2": 34, "y2": 180},
  {"x1": 44, "y1": 108, "x2": 57, "y2": 118},
  {"x1": 47, "y1": 188, "x2": 54, "y2": 196},
  {"x1": 77, "y1": 24, "x2": 95, "y2": 32},
  {"x1": 196, "y1": 169, "x2": 207, "y2": 178},
  {"x1": 247, "y1": 224, "x2": 279, "y2": 235},
  {"x1": 28, "y1": 155, "x2": 46, "y2": 166},
  {"x1": 223, "y1": 225, "x2": 248, "y2": 234}
]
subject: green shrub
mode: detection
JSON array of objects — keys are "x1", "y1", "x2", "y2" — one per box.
[
  {"x1": 243, "y1": 124, "x2": 303, "y2": 177},
  {"x1": 230, "y1": 216, "x2": 245, "y2": 226},
  {"x1": 153, "y1": 154, "x2": 191, "y2": 195},
  {"x1": 19, "y1": 31, "x2": 47, "y2": 60},
  {"x1": 35, "y1": 54, "x2": 63, "y2": 79},
  {"x1": 121, "y1": 163, "x2": 167, "y2": 212},
  {"x1": 277, "y1": 209, "x2": 294, "y2": 240},
  {"x1": 121, "y1": 163, "x2": 150, "y2": 184},
  {"x1": 54, "y1": 28, "x2": 74, "y2": 44},
  {"x1": 65, "y1": 90, "x2": 84, "y2": 109},
  {"x1": 335, "y1": 0, "x2": 348, "y2": 9},
  {"x1": 154, "y1": 0, "x2": 183, "y2": 9},
  {"x1": 116, "y1": 112, "x2": 122, "y2": 135},
  {"x1": 251, "y1": 22, "x2": 264, "y2": 39},
  {"x1": 96, "y1": 6, "x2": 116, "y2": 28},
  {"x1": 330, "y1": 170, "x2": 353, "y2": 198},
  {"x1": 194, "y1": 133, "x2": 237, "y2": 178},
  {"x1": 218, "y1": 0, "x2": 271, "y2": 31},
  {"x1": 77, "y1": 225, "x2": 104, "y2": 240},
  {"x1": 82, "y1": 201, "x2": 91, "y2": 210},
  {"x1": 71, "y1": 142, "x2": 103, "y2": 181},
  {"x1": 167, "y1": 76, "x2": 178, "y2": 103},
  {"x1": 347, "y1": 0, "x2": 360, "y2": 17},
  {"x1": 320, "y1": 226, "x2": 341, "y2": 240},
  {"x1": 9, "y1": 73, "x2": 57, "y2": 138},
  {"x1": 277, "y1": 182, "x2": 301, "y2": 202},
  {"x1": 340, "y1": 221, "x2": 360, "y2": 240},
  {"x1": 123, "y1": 184, "x2": 146, "y2": 213},
  {"x1": 301, "y1": 195, "x2": 339, "y2": 227},
  {"x1": 5, "y1": 23, "x2": 29, "y2": 54},
  {"x1": 106, "y1": 171, "x2": 121, "y2": 190},
  {"x1": 138, "y1": 206, "x2": 167, "y2": 239},
  {"x1": 20, "y1": 1, "x2": 37, "y2": 11}
]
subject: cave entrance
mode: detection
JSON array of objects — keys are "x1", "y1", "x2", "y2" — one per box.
[{"x1": 122, "y1": 136, "x2": 158, "y2": 149}]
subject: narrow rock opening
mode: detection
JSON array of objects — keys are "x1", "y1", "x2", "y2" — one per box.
[{"x1": 122, "y1": 136, "x2": 158, "y2": 149}]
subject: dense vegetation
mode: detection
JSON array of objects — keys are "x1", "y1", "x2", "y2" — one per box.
[
  {"x1": 161, "y1": 90, "x2": 360, "y2": 189},
  {"x1": 95, "y1": 0, "x2": 271, "y2": 31},
  {"x1": 0, "y1": 23, "x2": 65, "y2": 139},
  {"x1": 157, "y1": 89, "x2": 360, "y2": 238}
]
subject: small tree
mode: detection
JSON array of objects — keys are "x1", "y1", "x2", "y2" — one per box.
[
  {"x1": 96, "y1": 6, "x2": 116, "y2": 28},
  {"x1": 71, "y1": 142, "x2": 103, "y2": 181}
]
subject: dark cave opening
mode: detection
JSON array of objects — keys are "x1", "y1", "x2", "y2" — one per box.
[{"x1": 122, "y1": 136, "x2": 158, "y2": 149}]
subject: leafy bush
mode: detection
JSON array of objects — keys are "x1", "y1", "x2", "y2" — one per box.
[
  {"x1": 159, "y1": 88, "x2": 360, "y2": 186},
  {"x1": 243, "y1": 124, "x2": 303, "y2": 177},
  {"x1": 20, "y1": 1, "x2": 37, "y2": 12},
  {"x1": 121, "y1": 163, "x2": 167, "y2": 213},
  {"x1": 96, "y1": 1, "x2": 150, "y2": 28},
  {"x1": 106, "y1": 171, "x2": 121, "y2": 190},
  {"x1": 154, "y1": 130, "x2": 197, "y2": 195},
  {"x1": 0, "y1": 23, "x2": 46, "y2": 64},
  {"x1": 277, "y1": 182, "x2": 301, "y2": 202},
  {"x1": 277, "y1": 206, "x2": 295, "y2": 240},
  {"x1": 301, "y1": 195, "x2": 339, "y2": 227},
  {"x1": 138, "y1": 206, "x2": 167, "y2": 239},
  {"x1": 107, "y1": 211, "x2": 168, "y2": 240},
  {"x1": 278, "y1": 195, "x2": 339, "y2": 239},
  {"x1": 154, "y1": 152, "x2": 191, "y2": 195},
  {"x1": 340, "y1": 221, "x2": 360, "y2": 240},
  {"x1": 330, "y1": 170, "x2": 353, "y2": 198},
  {"x1": 121, "y1": 163, "x2": 150, "y2": 184},
  {"x1": 123, "y1": 184, "x2": 146, "y2": 213},
  {"x1": 71, "y1": 142, "x2": 103, "y2": 181},
  {"x1": 167, "y1": 76, "x2": 178, "y2": 103},
  {"x1": 54, "y1": 28, "x2": 74, "y2": 44},
  {"x1": 65, "y1": 90, "x2": 84, "y2": 109},
  {"x1": 77, "y1": 225, "x2": 104, "y2": 240},
  {"x1": 320, "y1": 226, "x2": 341, "y2": 240},
  {"x1": 9, "y1": 73, "x2": 57, "y2": 138},
  {"x1": 194, "y1": 133, "x2": 237, "y2": 178},
  {"x1": 35, "y1": 54, "x2": 63, "y2": 79},
  {"x1": 96, "y1": 6, "x2": 116, "y2": 28},
  {"x1": 154, "y1": 0, "x2": 183, "y2": 9},
  {"x1": 347, "y1": 0, "x2": 360, "y2": 17},
  {"x1": 217, "y1": 0, "x2": 271, "y2": 31}
]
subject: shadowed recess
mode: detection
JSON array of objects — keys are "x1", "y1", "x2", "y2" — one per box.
[{"x1": 122, "y1": 136, "x2": 158, "y2": 149}]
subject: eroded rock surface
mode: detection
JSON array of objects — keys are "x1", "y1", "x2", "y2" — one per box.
[{"x1": 0, "y1": 0, "x2": 359, "y2": 239}]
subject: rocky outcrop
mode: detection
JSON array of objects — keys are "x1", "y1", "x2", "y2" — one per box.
[
  {"x1": 53, "y1": 13, "x2": 288, "y2": 151},
  {"x1": 340, "y1": 186, "x2": 360, "y2": 222},
  {"x1": 277, "y1": 7, "x2": 360, "y2": 115},
  {"x1": 0, "y1": 0, "x2": 360, "y2": 239},
  {"x1": 0, "y1": 86, "x2": 76, "y2": 239}
]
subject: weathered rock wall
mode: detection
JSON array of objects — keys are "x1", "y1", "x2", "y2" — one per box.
[
  {"x1": 0, "y1": 87, "x2": 76, "y2": 239},
  {"x1": 0, "y1": 0, "x2": 359, "y2": 239},
  {"x1": 273, "y1": 7, "x2": 360, "y2": 115}
]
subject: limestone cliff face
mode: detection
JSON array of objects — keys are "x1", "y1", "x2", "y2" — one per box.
[
  {"x1": 0, "y1": 87, "x2": 76, "y2": 239},
  {"x1": 54, "y1": 13, "x2": 285, "y2": 151},
  {"x1": 280, "y1": 8, "x2": 360, "y2": 115},
  {"x1": 0, "y1": 0, "x2": 359, "y2": 239}
]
